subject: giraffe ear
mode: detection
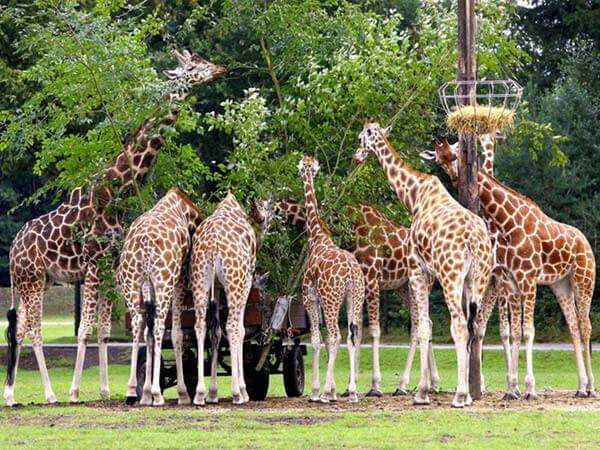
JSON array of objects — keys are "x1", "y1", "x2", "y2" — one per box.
[
  {"x1": 419, "y1": 150, "x2": 436, "y2": 161},
  {"x1": 313, "y1": 159, "x2": 320, "y2": 175},
  {"x1": 382, "y1": 126, "x2": 392, "y2": 137}
]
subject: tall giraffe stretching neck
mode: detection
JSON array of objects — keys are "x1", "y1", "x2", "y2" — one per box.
[
  {"x1": 354, "y1": 125, "x2": 429, "y2": 215},
  {"x1": 4, "y1": 50, "x2": 225, "y2": 407},
  {"x1": 298, "y1": 158, "x2": 333, "y2": 246}
]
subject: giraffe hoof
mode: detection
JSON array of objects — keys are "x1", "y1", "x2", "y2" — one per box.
[
  {"x1": 413, "y1": 395, "x2": 430, "y2": 406},
  {"x1": 429, "y1": 386, "x2": 440, "y2": 394},
  {"x1": 365, "y1": 389, "x2": 383, "y2": 398},
  {"x1": 393, "y1": 388, "x2": 409, "y2": 396},
  {"x1": 69, "y1": 391, "x2": 79, "y2": 403},
  {"x1": 451, "y1": 401, "x2": 465, "y2": 409},
  {"x1": 587, "y1": 390, "x2": 596, "y2": 398},
  {"x1": 502, "y1": 391, "x2": 520, "y2": 401},
  {"x1": 140, "y1": 394, "x2": 153, "y2": 406},
  {"x1": 46, "y1": 395, "x2": 57, "y2": 404},
  {"x1": 347, "y1": 392, "x2": 359, "y2": 403},
  {"x1": 308, "y1": 395, "x2": 320, "y2": 402},
  {"x1": 575, "y1": 390, "x2": 589, "y2": 399},
  {"x1": 178, "y1": 395, "x2": 192, "y2": 405},
  {"x1": 524, "y1": 392, "x2": 538, "y2": 401},
  {"x1": 319, "y1": 396, "x2": 330, "y2": 404},
  {"x1": 125, "y1": 396, "x2": 137, "y2": 405}
]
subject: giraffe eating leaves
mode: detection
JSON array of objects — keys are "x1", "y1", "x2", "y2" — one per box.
[{"x1": 4, "y1": 50, "x2": 225, "y2": 406}]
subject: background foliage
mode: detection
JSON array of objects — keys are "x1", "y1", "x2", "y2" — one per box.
[{"x1": 0, "y1": 0, "x2": 598, "y2": 340}]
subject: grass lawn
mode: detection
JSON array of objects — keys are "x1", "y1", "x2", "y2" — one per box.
[{"x1": 1, "y1": 347, "x2": 600, "y2": 448}]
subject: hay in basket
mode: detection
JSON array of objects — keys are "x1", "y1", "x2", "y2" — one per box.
[{"x1": 446, "y1": 105, "x2": 514, "y2": 136}]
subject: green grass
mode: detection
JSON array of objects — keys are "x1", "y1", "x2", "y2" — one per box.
[{"x1": 1, "y1": 348, "x2": 600, "y2": 448}]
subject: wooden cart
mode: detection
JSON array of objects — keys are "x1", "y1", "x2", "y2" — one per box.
[{"x1": 124, "y1": 276, "x2": 309, "y2": 401}]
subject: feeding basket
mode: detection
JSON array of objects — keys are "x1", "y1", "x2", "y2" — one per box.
[{"x1": 439, "y1": 79, "x2": 522, "y2": 136}]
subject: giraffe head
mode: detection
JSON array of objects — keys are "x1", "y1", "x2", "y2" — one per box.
[
  {"x1": 251, "y1": 198, "x2": 276, "y2": 235},
  {"x1": 353, "y1": 119, "x2": 391, "y2": 164},
  {"x1": 165, "y1": 50, "x2": 226, "y2": 100},
  {"x1": 423, "y1": 138, "x2": 460, "y2": 186},
  {"x1": 297, "y1": 155, "x2": 320, "y2": 180}
]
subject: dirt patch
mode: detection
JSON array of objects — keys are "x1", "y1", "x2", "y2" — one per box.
[{"x1": 10, "y1": 390, "x2": 600, "y2": 414}]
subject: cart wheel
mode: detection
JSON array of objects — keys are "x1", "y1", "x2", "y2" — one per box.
[
  {"x1": 183, "y1": 348, "x2": 198, "y2": 400},
  {"x1": 135, "y1": 346, "x2": 165, "y2": 402},
  {"x1": 283, "y1": 345, "x2": 305, "y2": 397},
  {"x1": 244, "y1": 365, "x2": 270, "y2": 401}
]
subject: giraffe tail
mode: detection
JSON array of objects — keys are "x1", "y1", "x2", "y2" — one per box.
[
  {"x1": 208, "y1": 252, "x2": 221, "y2": 363},
  {"x1": 5, "y1": 271, "x2": 18, "y2": 387},
  {"x1": 144, "y1": 279, "x2": 156, "y2": 375}
]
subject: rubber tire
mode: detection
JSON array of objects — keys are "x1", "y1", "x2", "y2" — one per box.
[
  {"x1": 135, "y1": 346, "x2": 165, "y2": 402},
  {"x1": 283, "y1": 345, "x2": 305, "y2": 397},
  {"x1": 244, "y1": 365, "x2": 270, "y2": 401}
]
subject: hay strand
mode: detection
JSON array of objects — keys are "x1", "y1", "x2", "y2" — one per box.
[{"x1": 446, "y1": 105, "x2": 514, "y2": 136}]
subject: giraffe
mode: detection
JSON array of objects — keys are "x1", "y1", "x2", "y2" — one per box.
[
  {"x1": 188, "y1": 192, "x2": 258, "y2": 405},
  {"x1": 430, "y1": 136, "x2": 596, "y2": 399},
  {"x1": 297, "y1": 155, "x2": 365, "y2": 403},
  {"x1": 270, "y1": 199, "x2": 440, "y2": 396},
  {"x1": 4, "y1": 50, "x2": 225, "y2": 406},
  {"x1": 354, "y1": 120, "x2": 492, "y2": 407},
  {"x1": 116, "y1": 188, "x2": 203, "y2": 406}
]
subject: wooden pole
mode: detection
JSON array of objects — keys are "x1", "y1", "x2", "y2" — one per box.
[{"x1": 457, "y1": 0, "x2": 482, "y2": 400}]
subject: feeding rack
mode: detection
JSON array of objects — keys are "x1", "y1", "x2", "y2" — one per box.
[{"x1": 438, "y1": 79, "x2": 523, "y2": 136}]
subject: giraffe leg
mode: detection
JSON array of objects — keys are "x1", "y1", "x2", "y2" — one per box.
[
  {"x1": 321, "y1": 309, "x2": 341, "y2": 404},
  {"x1": 475, "y1": 276, "x2": 499, "y2": 395},
  {"x1": 496, "y1": 277, "x2": 512, "y2": 394},
  {"x1": 125, "y1": 302, "x2": 143, "y2": 403},
  {"x1": 304, "y1": 282, "x2": 321, "y2": 402},
  {"x1": 207, "y1": 308, "x2": 222, "y2": 404},
  {"x1": 443, "y1": 284, "x2": 470, "y2": 408},
  {"x1": 572, "y1": 265, "x2": 595, "y2": 397},
  {"x1": 365, "y1": 274, "x2": 383, "y2": 397},
  {"x1": 395, "y1": 283, "x2": 417, "y2": 395},
  {"x1": 427, "y1": 318, "x2": 440, "y2": 393},
  {"x1": 26, "y1": 294, "x2": 57, "y2": 404},
  {"x1": 410, "y1": 268, "x2": 433, "y2": 405},
  {"x1": 550, "y1": 278, "x2": 588, "y2": 397},
  {"x1": 520, "y1": 281, "x2": 538, "y2": 401},
  {"x1": 70, "y1": 268, "x2": 100, "y2": 403},
  {"x1": 344, "y1": 282, "x2": 363, "y2": 403},
  {"x1": 192, "y1": 282, "x2": 209, "y2": 406},
  {"x1": 504, "y1": 287, "x2": 522, "y2": 400},
  {"x1": 235, "y1": 278, "x2": 252, "y2": 404},
  {"x1": 172, "y1": 281, "x2": 191, "y2": 405},
  {"x1": 224, "y1": 277, "x2": 249, "y2": 405},
  {"x1": 149, "y1": 282, "x2": 172, "y2": 406},
  {"x1": 4, "y1": 301, "x2": 27, "y2": 406},
  {"x1": 97, "y1": 295, "x2": 112, "y2": 400}
]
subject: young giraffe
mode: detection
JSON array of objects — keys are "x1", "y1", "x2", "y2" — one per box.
[
  {"x1": 117, "y1": 188, "x2": 203, "y2": 406},
  {"x1": 4, "y1": 50, "x2": 225, "y2": 406},
  {"x1": 270, "y1": 200, "x2": 440, "y2": 396},
  {"x1": 298, "y1": 155, "x2": 365, "y2": 403},
  {"x1": 431, "y1": 136, "x2": 596, "y2": 399},
  {"x1": 189, "y1": 192, "x2": 259, "y2": 405},
  {"x1": 354, "y1": 120, "x2": 492, "y2": 407}
]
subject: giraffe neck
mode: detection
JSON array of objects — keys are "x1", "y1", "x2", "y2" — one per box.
[
  {"x1": 301, "y1": 171, "x2": 331, "y2": 246},
  {"x1": 479, "y1": 134, "x2": 496, "y2": 176},
  {"x1": 373, "y1": 136, "x2": 428, "y2": 215},
  {"x1": 274, "y1": 200, "x2": 306, "y2": 229},
  {"x1": 478, "y1": 172, "x2": 526, "y2": 231}
]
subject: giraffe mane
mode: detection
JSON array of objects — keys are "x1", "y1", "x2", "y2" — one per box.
[
  {"x1": 169, "y1": 187, "x2": 204, "y2": 219},
  {"x1": 377, "y1": 129, "x2": 432, "y2": 180},
  {"x1": 479, "y1": 171, "x2": 545, "y2": 213}
]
